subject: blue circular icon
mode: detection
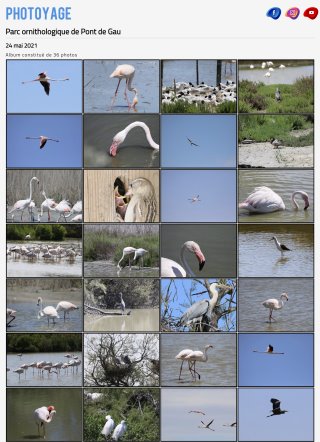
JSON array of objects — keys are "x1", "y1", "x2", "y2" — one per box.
[{"x1": 267, "y1": 7, "x2": 282, "y2": 20}]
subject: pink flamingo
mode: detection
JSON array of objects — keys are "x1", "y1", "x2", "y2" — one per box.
[
  {"x1": 109, "y1": 64, "x2": 138, "y2": 109},
  {"x1": 22, "y1": 72, "x2": 69, "y2": 95},
  {"x1": 26, "y1": 135, "x2": 60, "y2": 149}
]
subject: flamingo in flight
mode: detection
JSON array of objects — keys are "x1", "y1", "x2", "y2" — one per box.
[
  {"x1": 34, "y1": 405, "x2": 56, "y2": 437},
  {"x1": 8, "y1": 176, "x2": 39, "y2": 221},
  {"x1": 109, "y1": 122, "x2": 159, "y2": 157},
  {"x1": 22, "y1": 72, "x2": 69, "y2": 95},
  {"x1": 188, "y1": 195, "x2": 201, "y2": 203},
  {"x1": 26, "y1": 135, "x2": 60, "y2": 149},
  {"x1": 109, "y1": 64, "x2": 138, "y2": 110},
  {"x1": 239, "y1": 186, "x2": 309, "y2": 213},
  {"x1": 161, "y1": 241, "x2": 206, "y2": 277}
]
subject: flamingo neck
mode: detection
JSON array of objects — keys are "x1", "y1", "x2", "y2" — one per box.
[
  {"x1": 291, "y1": 191, "x2": 308, "y2": 210},
  {"x1": 127, "y1": 75, "x2": 135, "y2": 91},
  {"x1": 180, "y1": 244, "x2": 195, "y2": 277},
  {"x1": 122, "y1": 122, "x2": 159, "y2": 150},
  {"x1": 28, "y1": 178, "x2": 34, "y2": 202}
]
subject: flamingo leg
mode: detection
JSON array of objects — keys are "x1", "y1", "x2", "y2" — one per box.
[
  {"x1": 6, "y1": 316, "x2": 15, "y2": 326},
  {"x1": 178, "y1": 361, "x2": 184, "y2": 380},
  {"x1": 124, "y1": 80, "x2": 131, "y2": 107},
  {"x1": 48, "y1": 209, "x2": 50, "y2": 221},
  {"x1": 110, "y1": 79, "x2": 122, "y2": 108}
]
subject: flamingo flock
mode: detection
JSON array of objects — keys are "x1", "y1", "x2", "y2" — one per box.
[
  {"x1": 7, "y1": 242, "x2": 82, "y2": 264},
  {"x1": 8, "y1": 354, "x2": 82, "y2": 383},
  {"x1": 7, "y1": 176, "x2": 82, "y2": 222}
]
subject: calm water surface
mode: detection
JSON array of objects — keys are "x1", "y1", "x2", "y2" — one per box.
[
  {"x1": 7, "y1": 352, "x2": 82, "y2": 386},
  {"x1": 85, "y1": 308, "x2": 159, "y2": 331},
  {"x1": 84, "y1": 60, "x2": 159, "y2": 113},
  {"x1": 161, "y1": 334, "x2": 236, "y2": 387},
  {"x1": 239, "y1": 170, "x2": 314, "y2": 223},
  {"x1": 239, "y1": 225, "x2": 313, "y2": 277},
  {"x1": 239, "y1": 64, "x2": 313, "y2": 84},
  {"x1": 7, "y1": 240, "x2": 82, "y2": 277},
  {"x1": 162, "y1": 60, "x2": 237, "y2": 86},
  {"x1": 239, "y1": 278, "x2": 313, "y2": 332},
  {"x1": 7, "y1": 388, "x2": 82, "y2": 441},
  {"x1": 84, "y1": 115, "x2": 159, "y2": 167}
]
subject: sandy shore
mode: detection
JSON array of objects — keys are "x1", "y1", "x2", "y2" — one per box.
[{"x1": 239, "y1": 143, "x2": 313, "y2": 168}]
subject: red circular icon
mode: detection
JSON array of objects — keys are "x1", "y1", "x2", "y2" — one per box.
[{"x1": 303, "y1": 7, "x2": 318, "y2": 19}]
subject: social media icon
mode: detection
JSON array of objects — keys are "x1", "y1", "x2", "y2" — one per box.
[
  {"x1": 266, "y1": 7, "x2": 282, "y2": 20},
  {"x1": 286, "y1": 7, "x2": 300, "y2": 19},
  {"x1": 303, "y1": 7, "x2": 318, "y2": 19}
]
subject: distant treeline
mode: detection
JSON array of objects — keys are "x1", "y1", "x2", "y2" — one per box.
[
  {"x1": 7, "y1": 224, "x2": 82, "y2": 241},
  {"x1": 7, "y1": 333, "x2": 82, "y2": 353},
  {"x1": 7, "y1": 170, "x2": 82, "y2": 206},
  {"x1": 7, "y1": 278, "x2": 82, "y2": 290}
]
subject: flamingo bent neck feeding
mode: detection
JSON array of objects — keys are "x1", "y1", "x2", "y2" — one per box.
[
  {"x1": 109, "y1": 121, "x2": 159, "y2": 157},
  {"x1": 239, "y1": 186, "x2": 310, "y2": 213}
]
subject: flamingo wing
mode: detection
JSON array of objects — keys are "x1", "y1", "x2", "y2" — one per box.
[{"x1": 40, "y1": 80, "x2": 50, "y2": 95}]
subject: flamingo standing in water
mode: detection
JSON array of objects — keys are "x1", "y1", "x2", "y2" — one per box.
[
  {"x1": 109, "y1": 122, "x2": 159, "y2": 157},
  {"x1": 185, "y1": 344, "x2": 213, "y2": 380},
  {"x1": 117, "y1": 246, "x2": 137, "y2": 270},
  {"x1": 26, "y1": 135, "x2": 60, "y2": 149},
  {"x1": 175, "y1": 348, "x2": 194, "y2": 380},
  {"x1": 37, "y1": 297, "x2": 59, "y2": 325},
  {"x1": 56, "y1": 301, "x2": 79, "y2": 320},
  {"x1": 161, "y1": 241, "x2": 206, "y2": 277},
  {"x1": 109, "y1": 64, "x2": 138, "y2": 109},
  {"x1": 8, "y1": 176, "x2": 39, "y2": 221},
  {"x1": 262, "y1": 292, "x2": 289, "y2": 322},
  {"x1": 34, "y1": 405, "x2": 56, "y2": 437},
  {"x1": 239, "y1": 186, "x2": 310, "y2": 213},
  {"x1": 22, "y1": 72, "x2": 69, "y2": 95}
]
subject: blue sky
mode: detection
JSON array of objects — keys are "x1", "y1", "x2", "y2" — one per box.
[
  {"x1": 161, "y1": 278, "x2": 236, "y2": 331},
  {"x1": 162, "y1": 388, "x2": 236, "y2": 441},
  {"x1": 239, "y1": 334, "x2": 313, "y2": 386},
  {"x1": 7, "y1": 115, "x2": 82, "y2": 168},
  {"x1": 161, "y1": 115, "x2": 236, "y2": 168},
  {"x1": 7, "y1": 60, "x2": 82, "y2": 113},
  {"x1": 161, "y1": 170, "x2": 236, "y2": 222},
  {"x1": 239, "y1": 388, "x2": 313, "y2": 441}
]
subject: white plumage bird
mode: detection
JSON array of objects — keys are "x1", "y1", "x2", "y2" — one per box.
[
  {"x1": 101, "y1": 415, "x2": 115, "y2": 440},
  {"x1": 37, "y1": 297, "x2": 59, "y2": 325},
  {"x1": 239, "y1": 186, "x2": 309, "y2": 213},
  {"x1": 34, "y1": 405, "x2": 56, "y2": 438},
  {"x1": 112, "y1": 420, "x2": 127, "y2": 441}
]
